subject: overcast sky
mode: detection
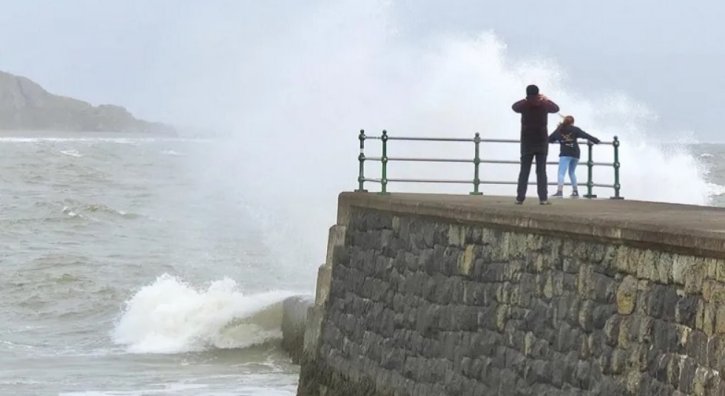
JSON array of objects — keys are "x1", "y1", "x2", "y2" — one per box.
[{"x1": 0, "y1": 0, "x2": 722, "y2": 141}]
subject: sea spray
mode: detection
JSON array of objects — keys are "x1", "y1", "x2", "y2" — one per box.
[
  {"x1": 202, "y1": 22, "x2": 712, "y2": 271},
  {"x1": 112, "y1": 274, "x2": 294, "y2": 354}
]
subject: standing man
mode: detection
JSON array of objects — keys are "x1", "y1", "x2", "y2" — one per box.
[{"x1": 512, "y1": 84, "x2": 560, "y2": 205}]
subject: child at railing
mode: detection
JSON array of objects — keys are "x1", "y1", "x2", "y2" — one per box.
[{"x1": 548, "y1": 115, "x2": 600, "y2": 198}]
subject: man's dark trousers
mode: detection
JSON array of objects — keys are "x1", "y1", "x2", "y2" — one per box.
[{"x1": 516, "y1": 152, "x2": 548, "y2": 202}]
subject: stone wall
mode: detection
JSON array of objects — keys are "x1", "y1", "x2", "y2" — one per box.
[{"x1": 298, "y1": 200, "x2": 725, "y2": 396}]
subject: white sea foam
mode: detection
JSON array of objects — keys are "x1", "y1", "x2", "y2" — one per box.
[
  {"x1": 62, "y1": 206, "x2": 81, "y2": 218},
  {"x1": 112, "y1": 274, "x2": 294, "y2": 354},
  {"x1": 161, "y1": 149, "x2": 185, "y2": 156},
  {"x1": 60, "y1": 383, "x2": 209, "y2": 396},
  {"x1": 60, "y1": 384, "x2": 294, "y2": 396},
  {"x1": 707, "y1": 183, "x2": 725, "y2": 197},
  {"x1": 60, "y1": 149, "x2": 83, "y2": 157}
]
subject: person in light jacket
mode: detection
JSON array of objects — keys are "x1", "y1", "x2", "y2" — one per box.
[{"x1": 548, "y1": 115, "x2": 600, "y2": 197}]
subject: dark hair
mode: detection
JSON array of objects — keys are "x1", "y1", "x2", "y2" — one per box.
[{"x1": 526, "y1": 84, "x2": 539, "y2": 96}]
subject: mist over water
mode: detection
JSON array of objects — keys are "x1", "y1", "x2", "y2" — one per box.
[{"x1": 194, "y1": 2, "x2": 710, "y2": 265}]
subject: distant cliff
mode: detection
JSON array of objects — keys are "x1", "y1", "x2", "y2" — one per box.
[{"x1": 0, "y1": 71, "x2": 174, "y2": 134}]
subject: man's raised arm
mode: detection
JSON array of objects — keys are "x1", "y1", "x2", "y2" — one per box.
[
  {"x1": 544, "y1": 99, "x2": 560, "y2": 113},
  {"x1": 512, "y1": 99, "x2": 527, "y2": 113}
]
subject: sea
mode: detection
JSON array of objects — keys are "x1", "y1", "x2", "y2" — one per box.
[
  {"x1": 0, "y1": 134, "x2": 315, "y2": 396},
  {"x1": 1, "y1": 134, "x2": 724, "y2": 396}
]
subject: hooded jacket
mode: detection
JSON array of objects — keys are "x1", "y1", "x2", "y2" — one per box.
[
  {"x1": 512, "y1": 95, "x2": 560, "y2": 154},
  {"x1": 548, "y1": 125, "x2": 600, "y2": 159}
]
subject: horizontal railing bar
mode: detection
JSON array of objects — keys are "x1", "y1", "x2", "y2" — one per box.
[
  {"x1": 479, "y1": 181, "x2": 614, "y2": 188},
  {"x1": 387, "y1": 157, "x2": 473, "y2": 163},
  {"x1": 366, "y1": 157, "x2": 613, "y2": 167},
  {"x1": 480, "y1": 159, "x2": 519, "y2": 164},
  {"x1": 480, "y1": 139, "x2": 519, "y2": 143},
  {"x1": 371, "y1": 179, "x2": 614, "y2": 188},
  {"x1": 363, "y1": 136, "x2": 615, "y2": 145},
  {"x1": 387, "y1": 178, "x2": 472, "y2": 184},
  {"x1": 364, "y1": 136, "x2": 472, "y2": 142},
  {"x1": 388, "y1": 137, "x2": 474, "y2": 142}
]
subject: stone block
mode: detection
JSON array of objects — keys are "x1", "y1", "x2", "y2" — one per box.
[
  {"x1": 603, "y1": 315, "x2": 621, "y2": 346},
  {"x1": 652, "y1": 320, "x2": 679, "y2": 354},
  {"x1": 703, "y1": 303, "x2": 717, "y2": 336},
  {"x1": 636, "y1": 250, "x2": 660, "y2": 282},
  {"x1": 614, "y1": 246, "x2": 641, "y2": 276},
  {"x1": 716, "y1": 305, "x2": 725, "y2": 335},
  {"x1": 684, "y1": 260, "x2": 707, "y2": 294},
  {"x1": 616, "y1": 275, "x2": 638, "y2": 315},
  {"x1": 496, "y1": 304, "x2": 510, "y2": 332},
  {"x1": 587, "y1": 331, "x2": 606, "y2": 359},
  {"x1": 592, "y1": 304, "x2": 616, "y2": 330},
  {"x1": 645, "y1": 284, "x2": 679, "y2": 320},
  {"x1": 693, "y1": 367, "x2": 718, "y2": 396},
  {"x1": 686, "y1": 330, "x2": 709, "y2": 367},
  {"x1": 676, "y1": 294, "x2": 700, "y2": 327},
  {"x1": 562, "y1": 257, "x2": 580, "y2": 274},
  {"x1": 574, "y1": 360, "x2": 592, "y2": 390},
  {"x1": 709, "y1": 283, "x2": 725, "y2": 304},
  {"x1": 716, "y1": 259, "x2": 725, "y2": 283},
  {"x1": 457, "y1": 244, "x2": 476, "y2": 277},
  {"x1": 617, "y1": 316, "x2": 635, "y2": 348},
  {"x1": 679, "y1": 357, "x2": 697, "y2": 394},
  {"x1": 448, "y1": 224, "x2": 466, "y2": 247},
  {"x1": 577, "y1": 300, "x2": 596, "y2": 333},
  {"x1": 610, "y1": 349, "x2": 627, "y2": 375},
  {"x1": 591, "y1": 273, "x2": 617, "y2": 304}
]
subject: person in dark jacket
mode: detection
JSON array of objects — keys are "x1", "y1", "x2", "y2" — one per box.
[
  {"x1": 512, "y1": 84, "x2": 560, "y2": 205},
  {"x1": 548, "y1": 115, "x2": 600, "y2": 197}
]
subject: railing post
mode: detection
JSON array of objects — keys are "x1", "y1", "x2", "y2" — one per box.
[
  {"x1": 470, "y1": 132, "x2": 482, "y2": 195},
  {"x1": 356, "y1": 129, "x2": 367, "y2": 192},
  {"x1": 611, "y1": 136, "x2": 624, "y2": 199},
  {"x1": 380, "y1": 130, "x2": 389, "y2": 194},
  {"x1": 584, "y1": 140, "x2": 597, "y2": 198}
]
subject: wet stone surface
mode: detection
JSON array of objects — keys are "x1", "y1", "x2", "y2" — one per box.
[{"x1": 298, "y1": 209, "x2": 725, "y2": 396}]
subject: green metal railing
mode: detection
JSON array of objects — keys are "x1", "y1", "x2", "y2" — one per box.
[{"x1": 355, "y1": 130, "x2": 623, "y2": 199}]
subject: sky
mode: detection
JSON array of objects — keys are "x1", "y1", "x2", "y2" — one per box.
[{"x1": 0, "y1": 0, "x2": 723, "y2": 141}]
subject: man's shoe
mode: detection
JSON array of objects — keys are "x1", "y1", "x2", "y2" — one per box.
[
  {"x1": 540, "y1": 200, "x2": 551, "y2": 205},
  {"x1": 571, "y1": 191, "x2": 579, "y2": 198},
  {"x1": 515, "y1": 200, "x2": 524, "y2": 205},
  {"x1": 552, "y1": 191, "x2": 563, "y2": 198}
]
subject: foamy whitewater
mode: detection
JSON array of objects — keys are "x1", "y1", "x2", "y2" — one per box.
[{"x1": 1, "y1": 3, "x2": 724, "y2": 395}]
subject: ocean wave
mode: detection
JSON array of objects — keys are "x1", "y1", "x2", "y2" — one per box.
[
  {"x1": 160, "y1": 149, "x2": 185, "y2": 156},
  {"x1": 60, "y1": 149, "x2": 83, "y2": 157},
  {"x1": 58, "y1": 383, "x2": 210, "y2": 396},
  {"x1": 61, "y1": 201, "x2": 139, "y2": 220},
  {"x1": 112, "y1": 274, "x2": 295, "y2": 354},
  {"x1": 0, "y1": 136, "x2": 213, "y2": 144},
  {"x1": 707, "y1": 183, "x2": 725, "y2": 197}
]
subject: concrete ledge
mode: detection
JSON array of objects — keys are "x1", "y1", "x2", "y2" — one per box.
[{"x1": 338, "y1": 192, "x2": 725, "y2": 258}]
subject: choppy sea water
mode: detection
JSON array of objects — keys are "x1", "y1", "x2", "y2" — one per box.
[
  {"x1": 1, "y1": 135, "x2": 724, "y2": 395},
  {"x1": 0, "y1": 135, "x2": 314, "y2": 396}
]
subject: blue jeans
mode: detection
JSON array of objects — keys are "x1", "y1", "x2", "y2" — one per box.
[{"x1": 558, "y1": 156, "x2": 578, "y2": 190}]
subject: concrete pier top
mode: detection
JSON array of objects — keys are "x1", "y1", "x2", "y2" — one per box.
[{"x1": 338, "y1": 192, "x2": 725, "y2": 258}]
